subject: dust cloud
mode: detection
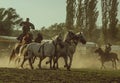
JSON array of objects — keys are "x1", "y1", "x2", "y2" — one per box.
[
  {"x1": 0, "y1": 44, "x2": 120, "y2": 70},
  {"x1": 0, "y1": 49, "x2": 15, "y2": 68}
]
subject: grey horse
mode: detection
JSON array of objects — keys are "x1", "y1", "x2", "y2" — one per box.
[{"x1": 20, "y1": 34, "x2": 63, "y2": 69}]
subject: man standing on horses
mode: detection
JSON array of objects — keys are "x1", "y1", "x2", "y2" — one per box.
[{"x1": 17, "y1": 18, "x2": 35, "y2": 43}]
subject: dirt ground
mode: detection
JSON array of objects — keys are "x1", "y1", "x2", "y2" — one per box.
[
  {"x1": 0, "y1": 44, "x2": 120, "y2": 83},
  {"x1": 0, "y1": 68, "x2": 120, "y2": 83}
]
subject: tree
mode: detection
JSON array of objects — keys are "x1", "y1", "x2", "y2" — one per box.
[
  {"x1": 87, "y1": 0, "x2": 98, "y2": 41},
  {"x1": 66, "y1": 0, "x2": 76, "y2": 30},
  {"x1": 101, "y1": 0, "x2": 109, "y2": 44},
  {"x1": 83, "y1": 0, "x2": 98, "y2": 41},
  {"x1": 0, "y1": 8, "x2": 22, "y2": 35},
  {"x1": 108, "y1": 0, "x2": 119, "y2": 41},
  {"x1": 76, "y1": 0, "x2": 84, "y2": 31}
]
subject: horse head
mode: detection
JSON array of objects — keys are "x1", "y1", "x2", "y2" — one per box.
[
  {"x1": 76, "y1": 32, "x2": 86, "y2": 44},
  {"x1": 64, "y1": 30, "x2": 76, "y2": 43},
  {"x1": 53, "y1": 33, "x2": 63, "y2": 46},
  {"x1": 94, "y1": 47, "x2": 103, "y2": 54}
]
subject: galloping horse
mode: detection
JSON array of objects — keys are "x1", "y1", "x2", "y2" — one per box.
[
  {"x1": 53, "y1": 32, "x2": 86, "y2": 70},
  {"x1": 20, "y1": 33, "x2": 63, "y2": 69},
  {"x1": 9, "y1": 32, "x2": 33, "y2": 64},
  {"x1": 95, "y1": 47, "x2": 119, "y2": 69}
]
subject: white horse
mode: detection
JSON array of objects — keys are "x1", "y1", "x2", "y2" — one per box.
[{"x1": 20, "y1": 34, "x2": 63, "y2": 69}]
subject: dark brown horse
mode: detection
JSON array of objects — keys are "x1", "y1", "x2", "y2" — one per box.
[
  {"x1": 53, "y1": 32, "x2": 86, "y2": 71},
  {"x1": 95, "y1": 47, "x2": 119, "y2": 69}
]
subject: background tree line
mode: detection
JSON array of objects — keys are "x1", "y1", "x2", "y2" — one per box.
[
  {"x1": 0, "y1": 0, "x2": 120, "y2": 45},
  {"x1": 66, "y1": 0, "x2": 120, "y2": 45}
]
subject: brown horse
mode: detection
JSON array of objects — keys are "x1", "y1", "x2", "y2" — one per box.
[
  {"x1": 9, "y1": 32, "x2": 42, "y2": 64},
  {"x1": 95, "y1": 47, "x2": 119, "y2": 69}
]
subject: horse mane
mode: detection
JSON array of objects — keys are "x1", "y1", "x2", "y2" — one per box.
[
  {"x1": 63, "y1": 32, "x2": 68, "y2": 42},
  {"x1": 63, "y1": 31, "x2": 73, "y2": 42}
]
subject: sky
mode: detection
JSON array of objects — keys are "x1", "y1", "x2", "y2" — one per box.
[
  {"x1": 0, "y1": 0, "x2": 120, "y2": 30},
  {"x1": 0, "y1": 0, "x2": 66, "y2": 29}
]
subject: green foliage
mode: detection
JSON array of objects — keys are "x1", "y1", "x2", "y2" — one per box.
[
  {"x1": 108, "y1": 0, "x2": 119, "y2": 41},
  {"x1": 101, "y1": 0, "x2": 119, "y2": 44},
  {"x1": 76, "y1": 0, "x2": 84, "y2": 30},
  {"x1": 39, "y1": 23, "x2": 66, "y2": 39},
  {"x1": 0, "y1": 8, "x2": 22, "y2": 36}
]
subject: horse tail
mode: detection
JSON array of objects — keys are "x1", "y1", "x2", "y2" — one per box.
[
  {"x1": 9, "y1": 49, "x2": 15, "y2": 63},
  {"x1": 18, "y1": 44, "x2": 27, "y2": 57}
]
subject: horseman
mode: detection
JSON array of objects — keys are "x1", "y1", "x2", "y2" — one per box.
[
  {"x1": 105, "y1": 43, "x2": 112, "y2": 57},
  {"x1": 16, "y1": 18, "x2": 35, "y2": 53},
  {"x1": 17, "y1": 18, "x2": 35, "y2": 43}
]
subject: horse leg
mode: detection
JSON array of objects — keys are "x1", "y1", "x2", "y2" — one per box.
[
  {"x1": 38, "y1": 57, "x2": 44, "y2": 69},
  {"x1": 15, "y1": 57, "x2": 21, "y2": 65},
  {"x1": 55, "y1": 58, "x2": 59, "y2": 69},
  {"x1": 29, "y1": 58, "x2": 34, "y2": 69},
  {"x1": 101, "y1": 61, "x2": 105, "y2": 69},
  {"x1": 21, "y1": 58, "x2": 27, "y2": 68},
  {"x1": 68, "y1": 55, "x2": 73, "y2": 71},
  {"x1": 38, "y1": 58, "x2": 42, "y2": 69},
  {"x1": 103, "y1": 63, "x2": 105, "y2": 69},
  {"x1": 114, "y1": 60, "x2": 117, "y2": 70},
  {"x1": 53, "y1": 56, "x2": 59, "y2": 69},
  {"x1": 32, "y1": 56, "x2": 36, "y2": 64},
  {"x1": 113, "y1": 59, "x2": 117, "y2": 70},
  {"x1": 49, "y1": 57, "x2": 53, "y2": 69},
  {"x1": 46, "y1": 60, "x2": 50, "y2": 64},
  {"x1": 112, "y1": 60, "x2": 115, "y2": 69},
  {"x1": 9, "y1": 49, "x2": 15, "y2": 63},
  {"x1": 63, "y1": 56, "x2": 70, "y2": 71}
]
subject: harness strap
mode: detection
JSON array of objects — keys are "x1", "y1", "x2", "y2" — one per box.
[{"x1": 38, "y1": 43, "x2": 45, "y2": 56}]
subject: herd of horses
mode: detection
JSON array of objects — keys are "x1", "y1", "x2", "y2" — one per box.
[{"x1": 9, "y1": 31, "x2": 119, "y2": 70}]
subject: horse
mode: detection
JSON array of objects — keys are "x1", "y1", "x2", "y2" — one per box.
[
  {"x1": 9, "y1": 32, "x2": 42, "y2": 64},
  {"x1": 94, "y1": 47, "x2": 119, "y2": 69},
  {"x1": 9, "y1": 43, "x2": 28, "y2": 64},
  {"x1": 20, "y1": 33, "x2": 63, "y2": 69},
  {"x1": 53, "y1": 32, "x2": 86, "y2": 70}
]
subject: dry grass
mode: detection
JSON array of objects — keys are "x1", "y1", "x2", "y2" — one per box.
[{"x1": 0, "y1": 68, "x2": 120, "y2": 83}]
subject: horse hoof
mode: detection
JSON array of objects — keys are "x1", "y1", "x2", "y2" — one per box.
[
  {"x1": 64, "y1": 65, "x2": 67, "y2": 68},
  {"x1": 67, "y1": 66, "x2": 71, "y2": 71},
  {"x1": 21, "y1": 65, "x2": 23, "y2": 68},
  {"x1": 67, "y1": 68, "x2": 71, "y2": 71},
  {"x1": 46, "y1": 61, "x2": 50, "y2": 64},
  {"x1": 31, "y1": 67, "x2": 34, "y2": 70}
]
